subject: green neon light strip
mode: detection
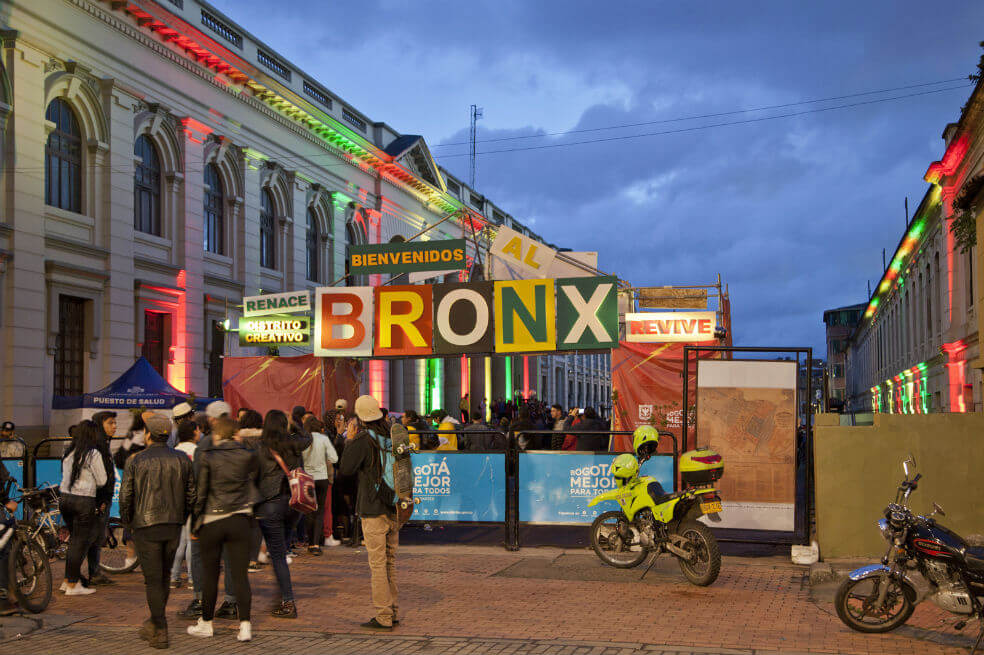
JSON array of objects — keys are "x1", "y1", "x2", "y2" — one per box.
[{"x1": 504, "y1": 356, "x2": 512, "y2": 401}]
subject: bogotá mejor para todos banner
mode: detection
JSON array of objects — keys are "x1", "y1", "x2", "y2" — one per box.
[{"x1": 310, "y1": 276, "x2": 619, "y2": 357}]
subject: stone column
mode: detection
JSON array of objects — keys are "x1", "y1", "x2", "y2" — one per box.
[
  {"x1": 290, "y1": 175, "x2": 308, "y2": 291},
  {"x1": 241, "y1": 152, "x2": 262, "y2": 298},
  {"x1": 176, "y1": 117, "x2": 209, "y2": 395},
  {"x1": 1, "y1": 34, "x2": 46, "y2": 429}
]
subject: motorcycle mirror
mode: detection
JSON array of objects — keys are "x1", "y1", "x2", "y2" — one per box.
[{"x1": 933, "y1": 502, "x2": 946, "y2": 517}]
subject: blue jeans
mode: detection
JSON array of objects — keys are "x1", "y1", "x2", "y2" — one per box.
[
  {"x1": 170, "y1": 521, "x2": 196, "y2": 587},
  {"x1": 257, "y1": 494, "x2": 293, "y2": 602}
]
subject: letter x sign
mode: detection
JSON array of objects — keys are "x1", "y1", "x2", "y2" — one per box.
[{"x1": 555, "y1": 276, "x2": 618, "y2": 350}]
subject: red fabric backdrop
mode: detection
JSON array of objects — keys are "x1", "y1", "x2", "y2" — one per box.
[
  {"x1": 221, "y1": 354, "x2": 360, "y2": 417},
  {"x1": 611, "y1": 342, "x2": 723, "y2": 453}
]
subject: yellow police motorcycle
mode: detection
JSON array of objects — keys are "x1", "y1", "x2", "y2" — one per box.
[{"x1": 588, "y1": 427, "x2": 724, "y2": 586}]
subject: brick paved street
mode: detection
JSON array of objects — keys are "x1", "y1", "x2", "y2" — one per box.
[{"x1": 0, "y1": 545, "x2": 976, "y2": 655}]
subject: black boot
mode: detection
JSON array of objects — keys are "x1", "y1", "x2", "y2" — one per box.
[
  {"x1": 271, "y1": 600, "x2": 297, "y2": 619},
  {"x1": 215, "y1": 600, "x2": 239, "y2": 620},
  {"x1": 176, "y1": 599, "x2": 203, "y2": 620}
]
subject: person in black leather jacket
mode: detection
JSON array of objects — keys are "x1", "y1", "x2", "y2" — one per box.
[
  {"x1": 186, "y1": 417, "x2": 260, "y2": 643},
  {"x1": 239, "y1": 410, "x2": 310, "y2": 619},
  {"x1": 118, "y1": 413, "x2": 195, "y2": 649}
]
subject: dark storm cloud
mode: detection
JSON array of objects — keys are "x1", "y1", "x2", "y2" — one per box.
[{"x1": 212, "y1": 0, "x2": 984, "y2": 353}]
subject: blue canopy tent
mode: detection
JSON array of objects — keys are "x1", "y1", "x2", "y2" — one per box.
[{"x1": 50, "y1": 357, "x2": 218, "y2": 437}]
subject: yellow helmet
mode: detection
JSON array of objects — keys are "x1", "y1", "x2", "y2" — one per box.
[
  {"x1": 611, "y1": 453, "x2": 640, "y2": 487},
  {"x1": 632, "y1": 425, "x2": 660, "y2": 461}
]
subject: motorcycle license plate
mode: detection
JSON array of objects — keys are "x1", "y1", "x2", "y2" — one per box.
[{"x1": 700, "y1": 500, "x2": 722, "y2": 514}]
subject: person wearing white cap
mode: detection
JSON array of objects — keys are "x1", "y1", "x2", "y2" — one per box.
[
  {"x1": 338, "y1": 395, "x2": 399, "y2": 630},
  {"x1": 334, "y1": 398, "x2": 348, "y2": 412}
]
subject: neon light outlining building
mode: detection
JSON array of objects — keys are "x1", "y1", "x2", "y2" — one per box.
[
  {"x1": 0, "y1": 0, "x2": 610, "y2": 435},
  {"x1": 843, "y1": 126, "x2": 980, "y2": 413}
]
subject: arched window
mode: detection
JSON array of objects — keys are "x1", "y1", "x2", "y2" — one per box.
[
  {"x1": 45, "y1": 99, "x2": 82, "y2": 213},
  {"x1": 344, "y1": 220, "x2": 366, "y2": 286},
  {"x1": 204, "y1": 163, "x2": 224, "y2": 254},
  {"x1": 260, "y1": 189, "x2": 276, "y2": 269},
  {"x1": 306, "y1": 208, "x2": 320, "y2": 282},
  {"x1": 133, "y1": 135, "x2": 162, "y2": 235}
]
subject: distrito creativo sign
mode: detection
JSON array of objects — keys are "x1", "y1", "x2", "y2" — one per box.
[{"x1": 624, "y1": 311, "x2": 717, "y2": 343}]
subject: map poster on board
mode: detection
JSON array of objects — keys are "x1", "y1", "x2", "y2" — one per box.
[{"x1": 696, "y1": 359, "x2": 796, "y2": 531}]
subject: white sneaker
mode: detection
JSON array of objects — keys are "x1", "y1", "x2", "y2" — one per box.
[
  {"x1": 257, "y1": 552, "x2": 270, "y2": 564},
  {"x1": 285, "y1": 555, "x2": 294, "y2": 565},
  {"x1": 324, "y1": 536, "x2": 341, "y2": 547},
  {"x1": 124, "y1": 556, "x2": 138, "y2": 569},
  {"x1": 237, "y1": 621, "x2": 252, "y2": 642},
  {"x1": 186, "y1": 618, "x2": 213, "y2": 637},
  {"x1": 64, "y1": 584, "x2": 96, "y2": 596},
  {"x1": 59, "y1": 581, "x2": 68, "y2": 593}
]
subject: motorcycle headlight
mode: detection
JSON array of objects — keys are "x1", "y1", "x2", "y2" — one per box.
[{"x1": 877, "y1": 518, "x2": 892, "y2": 542}]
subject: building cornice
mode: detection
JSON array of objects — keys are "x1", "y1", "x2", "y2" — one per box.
[
  {"x1": 86, "y1": 0, "x2": 478, "y2": 226},
  {"x1": 44, "y1": 234, "x2": 110, "y2": 259}
]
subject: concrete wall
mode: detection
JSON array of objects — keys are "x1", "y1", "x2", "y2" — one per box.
[{"x1": 814, "y1": 412, "x2": 984, "y2": 558}]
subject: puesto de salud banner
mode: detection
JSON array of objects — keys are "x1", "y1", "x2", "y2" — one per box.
[{"x1": 313, "y1": 276, "x2": 618, "y2": 357}]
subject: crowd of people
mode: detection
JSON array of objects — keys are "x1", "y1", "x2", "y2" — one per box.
[{"x1": 0, "y1": 394, "x2": 612, "y2": 648}]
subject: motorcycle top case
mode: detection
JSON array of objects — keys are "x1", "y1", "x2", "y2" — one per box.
[{"x1": 679, "y1": 448, "x2": 723, "y2": 488}]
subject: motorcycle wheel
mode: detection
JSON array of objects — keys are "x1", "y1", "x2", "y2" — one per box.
[
  {"x1": 590, "y1": 511, "x2": 648, "y2": 569},
  {"x1": 676, "y1": 520, "x2": 721, "y2": 586},
  {"x1": 835, "y1": 575, "x2": 914, "y2": 633},
  {"x1": 8, "y1": 537, "x2": 53, "y2": 614}
]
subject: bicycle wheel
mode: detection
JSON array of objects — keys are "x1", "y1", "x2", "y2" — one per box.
[
  {"x1": 8, "y1": 537, "x2": 52, "y2": 613},
  {"x1": 98, "y1": 519, "x2": 139, "y2": 574}
]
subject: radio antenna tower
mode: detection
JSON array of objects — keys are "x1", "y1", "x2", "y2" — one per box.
[{"x1": 469, "y1": 104, "x2": 483, "y2": 187}]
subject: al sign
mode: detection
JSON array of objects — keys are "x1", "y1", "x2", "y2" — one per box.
[
  {"x1": 239, "y1": 317, "x2": 310, "y2": 346},
  {"x1": 625, "y1": 311, "x2": 716, "y2": 343},
  {"x1": 313, "y1": 276, "x2": 619, "y2": 357}
]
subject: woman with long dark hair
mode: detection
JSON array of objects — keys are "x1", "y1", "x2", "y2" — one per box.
[
  {"x1": 59, "y1": 420, "x2": 108, "y2": 596},
  {"x1": 243, "y1": 409, "x2": 310, "y2": 618}
]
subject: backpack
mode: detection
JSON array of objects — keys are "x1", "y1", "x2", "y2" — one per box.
[
  {"x1": 366, "y1": 429, "x2": 399, "y2": 508},
  {"x1": 269, "y1": 448, "x2": 318, "y2": 514}
]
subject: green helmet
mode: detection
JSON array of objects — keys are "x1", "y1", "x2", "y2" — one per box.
[
  {"x1": 633, "y1": 425, "x2": 660, "y2": 461},
  {"x1": 611, "y1": 453, "x2": 640, "y2": 487}
]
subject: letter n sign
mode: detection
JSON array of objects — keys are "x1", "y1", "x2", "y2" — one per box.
[
  {"x1": 313, "y1": 287, "x2": 374, "y2": 357},
  {"x1": 494, "y1": 279, "x2": 556, "y2": 353},
  {"x1": 555, "y1": 276, "x2": 618, "y2": 350}
]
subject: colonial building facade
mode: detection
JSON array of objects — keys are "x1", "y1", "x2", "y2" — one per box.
[
  {"x1": 0, "y1": 0, "x2": 609, "y2": 435},
  {"x1": 844, "y1": 181, "x2": 978, "y2": 413}
]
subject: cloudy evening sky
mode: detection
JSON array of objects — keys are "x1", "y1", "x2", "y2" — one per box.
[{"x1": 212, "y1": 0, "x2": 984, "y2": 355}]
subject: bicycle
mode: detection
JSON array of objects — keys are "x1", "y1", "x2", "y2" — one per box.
[
  {"x1": 98, "y1": 516, "x2": 139, "y2": 574},
  {"x1": 2, "y1": 495, "x2": 53, "y2": 613},
  {"x1": 19, "y1": 485, "x2": 69, "y2": 560}
]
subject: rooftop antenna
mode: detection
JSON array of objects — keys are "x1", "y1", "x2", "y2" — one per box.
[
  {"x1": 469, "y1": 104, "x2": 483, "y2": 188},
  {"x1": 882, "y1": 248, "x2": 886, "y2": 272},
  {"x1": 867, "y1": 280, "x2": 871, "y2": 298}
]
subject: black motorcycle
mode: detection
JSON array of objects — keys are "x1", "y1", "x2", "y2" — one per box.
[{"x1": 835, "y1": 457, "x2": 984, "y2": 653}]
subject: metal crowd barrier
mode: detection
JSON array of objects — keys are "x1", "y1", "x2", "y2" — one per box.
[{"x1": 5, "y1": 430, "x2": 680, "y2": 551}]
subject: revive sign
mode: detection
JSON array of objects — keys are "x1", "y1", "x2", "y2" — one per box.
[
  {"x1": 624, "y1": 311, "x2": 716, "y2": 343},
  {"x1": 312, "y1": 276, "x2": 618, "y2": 357},
  {"x1": 242, "y1": 291, "x2": 310, "y2": 318}
]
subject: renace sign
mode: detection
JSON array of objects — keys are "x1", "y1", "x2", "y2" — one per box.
[
  {"x1": 625, "y1": 311, "x2": 717, "y2": 343},
  {"x1": 313, "y1": 276, "x2": 618, "y2": 357}
]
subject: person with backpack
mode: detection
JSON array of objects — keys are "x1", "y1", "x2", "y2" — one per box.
[{"x1": 338, "y1": 395, "x2": 399, "y2": 630}]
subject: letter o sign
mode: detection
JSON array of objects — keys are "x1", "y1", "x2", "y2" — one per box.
[{"x1": 436, "y1": 288, "x2": 489, "y2": 346}]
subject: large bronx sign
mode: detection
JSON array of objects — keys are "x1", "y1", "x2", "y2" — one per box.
[{"x1": 239, "y1": 276, "x2": 619, "y2": 357}]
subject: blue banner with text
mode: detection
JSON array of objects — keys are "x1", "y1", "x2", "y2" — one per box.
[
  {"x1": 35, "y1": 459, "x2": 123, "y2": 518},
  {"x1": 409, "y1": 452, "x2": 505, "y2": 522},
  {"x1": 519, "y1": 452, "x2": 674, "y2": 524}
]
